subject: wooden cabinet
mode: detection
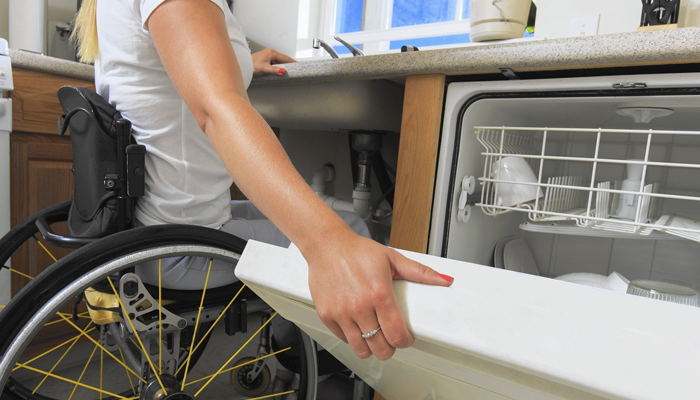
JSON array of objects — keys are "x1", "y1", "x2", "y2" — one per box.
[
  {"x1": 9, "y1": 69, "x2": 95, "y2": 291},
  {"x1": 8, "y1": 69, "x2": 95, "y2": 354}
]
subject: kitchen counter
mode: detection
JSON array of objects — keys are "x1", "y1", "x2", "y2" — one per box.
[
  {"x1": 9, "y1": 27, "x2": 700, "y2": 84},
  {"x1": 9, "y1": 49, "x2": 94, "y2": 81}
]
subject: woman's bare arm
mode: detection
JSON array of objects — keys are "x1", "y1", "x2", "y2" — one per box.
[{"x1": 147, "y1": 0, "x2": 453, "y2": 360}]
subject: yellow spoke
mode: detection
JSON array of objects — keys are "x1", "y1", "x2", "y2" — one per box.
[
  {"x1": 184, "y1": 346, "x2": 290, "y2": 387},
  {"x1": 100, "y1": 349, "x2": 104, "y2": 400},
  {"x1": 175, "y1": 283, "x2": 247, "y2": 375},
  {"x1": 180, "y1": 259, "x2": 213, "y2": 390},
  {"x1": 57, "y1": 313, "x2": 146, "y2": 384},
  {"x1": 107, "y1": 278, "x2": 167, "y2": 394},
  {"x1": 34, "y1": 236, "x2": 58, "y2": 262},
  {"x1": 194, "y1": 312, "x2": 277, "y2": 398},
  {"x1": 158, "y1": 259, "x2": 162, "y2": 375},
  {"x1": 14, "y1": 362, "x2": 129, "y2": 399},
  {"x1": 69, "y1": 345, "x2": 98, "y2": 400},
  {"x1": 13, "y1": 327, "x2": 97, "y2": 372},
  {"x1": 7, "y1": 267, "x2": 34, "y2": 280},
  {"x1": 32, "y1": 322, "x2": 93, "y2": 394},
  {"x1": 247, "y1": 391, "x2": 296, "y2": 400},
  {"x1": 119, "y1": 348, "x2": 137, "y2": 396}
]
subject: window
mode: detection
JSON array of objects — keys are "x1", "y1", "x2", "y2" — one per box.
[{"x1": 320, "y1": 0, "x2": 532, "y2": 55}]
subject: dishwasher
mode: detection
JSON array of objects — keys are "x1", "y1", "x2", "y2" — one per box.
[{"x1": 235, "y1": 71, "x2": 700, "y2": 400}]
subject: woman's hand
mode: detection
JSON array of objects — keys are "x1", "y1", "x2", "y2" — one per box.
[
  {"x1": 252, "y1": 48, "x2": 296, "y2": 76},
  {"x1": 307, "y1": 231, "x2": 454, "y2": 360}
]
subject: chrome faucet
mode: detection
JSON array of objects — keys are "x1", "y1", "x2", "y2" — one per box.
[
  {"x1": 312, "y1": 38, "x2": 339, "y2": 59},
  {"x1": 312, "y1": 35, "x2": 365, "y2": 58},
  {"x1": 333, "y1": 35, "x2": 364, "y2": 57}
]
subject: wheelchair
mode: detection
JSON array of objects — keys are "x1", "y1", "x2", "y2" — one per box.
[{"x1": 0, "y1": 88, "x2": 330, "y2": 400}]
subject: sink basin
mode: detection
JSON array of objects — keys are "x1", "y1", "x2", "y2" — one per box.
[{"x1": 248, "y1": 79, "x2": 404, "y2": 131}]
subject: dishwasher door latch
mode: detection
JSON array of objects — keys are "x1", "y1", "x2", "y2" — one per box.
[
  {"x1": 613, "y1": 82, "x2": 647, "y2": 90},
  {"x1": 499, "y1": 68, "x2": 519, "y2": 80}
]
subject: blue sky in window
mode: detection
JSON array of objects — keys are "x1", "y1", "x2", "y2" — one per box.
[
  {"x1": 335, "y1": 0, "x2": 363, "y2": 34},
  {"x1": 390, "y1": 34, "x2": 470, "y2": 49},
  {"x1": 392, "y1": 0, "x2": 457, "y2": 27}
]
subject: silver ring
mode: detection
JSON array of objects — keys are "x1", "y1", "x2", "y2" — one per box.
[{"x1": 361, "y1": 327, "x2": 381, "y2": 339}]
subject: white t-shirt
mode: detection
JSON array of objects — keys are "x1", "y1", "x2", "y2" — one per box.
[{"x1": 95, "y1": 0, "x2": 254, "y2": 228}]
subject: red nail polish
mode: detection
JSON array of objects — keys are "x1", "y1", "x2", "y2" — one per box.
[
  {"x1": 438, "y1": 273, "x2": 454, "y2": 282},
  {"x1": 279, "y1": 68, "x2": 286, "y2": 74}
]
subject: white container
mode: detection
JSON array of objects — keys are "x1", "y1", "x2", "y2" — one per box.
[
  {"x1": 470, "y1": 0, "x2": 531, "y2": 42},
  {"x1": 8, "y1": 0, "x2": 48, "y2": 54}
]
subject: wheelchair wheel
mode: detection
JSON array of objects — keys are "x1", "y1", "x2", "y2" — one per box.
[{"x1": 0, "y1": 224, "x2": 317, "y2": 400}]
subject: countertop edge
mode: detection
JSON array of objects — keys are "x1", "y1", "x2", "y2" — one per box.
[{"x1": 8, "y1": 27, "x2": 700, "y2": 85}]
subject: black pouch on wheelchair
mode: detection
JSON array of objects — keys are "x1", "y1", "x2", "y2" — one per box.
[{"x1": 57, "y1": 86, "x2": 145, "y2": 238}]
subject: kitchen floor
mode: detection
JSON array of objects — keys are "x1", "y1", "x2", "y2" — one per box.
[{"x1": 11, "y1": 313, "x2": 287, "y2": 399}]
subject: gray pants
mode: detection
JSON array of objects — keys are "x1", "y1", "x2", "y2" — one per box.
[{"x1": 136, "y1": 200, "x2": 371, "y2": 290}]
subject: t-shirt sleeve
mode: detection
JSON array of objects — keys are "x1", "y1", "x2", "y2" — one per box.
[{"x1": 140, "y1": 0, "x2": 229, "y2": 31}]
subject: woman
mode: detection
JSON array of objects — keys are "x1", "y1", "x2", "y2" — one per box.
[{"x1": 72, "y1": 0, "x2": 454, "y2": 366}]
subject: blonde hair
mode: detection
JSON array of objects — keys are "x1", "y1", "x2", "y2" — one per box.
[{"x1": 71, "y1": 0, "x2": 99, "y2": 63}]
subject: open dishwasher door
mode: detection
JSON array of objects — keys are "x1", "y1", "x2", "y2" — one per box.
[{"x1": 235, "y1": 240, "x2": 700, "y2": 400}]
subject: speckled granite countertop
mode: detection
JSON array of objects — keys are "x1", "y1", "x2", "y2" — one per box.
[
  {"x1": 10, "y1": 27, "x2": 700, "y2": 85},
  {"x1": 9, "y1": 49, "x2": 94, "y2": 81}
]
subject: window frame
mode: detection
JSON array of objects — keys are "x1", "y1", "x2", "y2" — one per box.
[{"x1": 320, "y1": 0, "x2": 473, "y2": 55}]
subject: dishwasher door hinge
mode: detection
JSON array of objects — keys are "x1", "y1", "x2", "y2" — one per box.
[{"x1": 613, "y1": 82, "x2": 648, "y2": 90}]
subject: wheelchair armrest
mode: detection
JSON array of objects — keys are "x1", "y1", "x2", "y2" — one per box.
[{"x1": 35, "y1": 217, "x2": 98, "y2": 248}]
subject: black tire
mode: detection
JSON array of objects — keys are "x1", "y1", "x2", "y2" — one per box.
[{"x1": 0, "y1": 224, "x2": 317, "y2": 400}]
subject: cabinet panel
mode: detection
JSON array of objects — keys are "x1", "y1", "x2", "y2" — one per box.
[
  {"x1": 10, "y1": 68, "x2": 95, "y2": 135},
  {"x1": 10, "y1": 134, "x2": 73, "y2": 295}
]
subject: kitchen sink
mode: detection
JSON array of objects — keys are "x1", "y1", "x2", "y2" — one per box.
[{"x1": 248, "y1": 79, "x2": 404, "y2": 132}]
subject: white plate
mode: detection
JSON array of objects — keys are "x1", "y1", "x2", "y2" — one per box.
[
  {"x1": 493, "y1": 236, "x2": 516, "y2": 269},
  {"x1": 554, "y1": 271, "x2": 630, "y2": 293},
  {"x1": 503, "y1": 238, "x2": 540, "y2": 276}
]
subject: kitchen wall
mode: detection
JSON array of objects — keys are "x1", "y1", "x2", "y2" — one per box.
[
  {"x1": 535, "y1": 0, "x2": 700, "y2": 39},
  {"x1": 0, "y1": 0, "x2": 77, "y2": 53},
  {"x1": 233, "y1": 0, "x2": 324, "y2": 58}
]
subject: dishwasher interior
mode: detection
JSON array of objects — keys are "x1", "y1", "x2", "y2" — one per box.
[{"x1": 437, "y1": 92, "x2": 700, "y2": 290}]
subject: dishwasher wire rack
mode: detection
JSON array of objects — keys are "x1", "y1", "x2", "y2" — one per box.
[{"x1": 474, "y1": 126, "x2": 700, "y2": 243}]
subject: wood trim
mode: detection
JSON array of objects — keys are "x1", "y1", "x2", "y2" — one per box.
[
  {"x1": 10, "y1": 68, "x2": 95, "y2": 135},
  {"x1": 389, "y1": 74, "x2": 445, "y2": 253}
]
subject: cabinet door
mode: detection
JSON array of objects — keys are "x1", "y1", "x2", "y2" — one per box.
[
  {"x1": 235, "y1": 241, "x2": 700, "y2": 400},
  {"x1": 9, "y1": 134, "x2": 77, "y2": 355}
]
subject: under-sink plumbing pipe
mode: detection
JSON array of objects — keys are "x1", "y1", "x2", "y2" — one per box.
[
  {"x1": 311, "y1": 165, "x2": 372, "y2": 223},
  {"x1": 311, "y1": 164, "x2": 335, "y2": 196}
]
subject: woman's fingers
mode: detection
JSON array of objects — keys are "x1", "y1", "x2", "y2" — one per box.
[
  {"x1": 389, "y1": 250, "x2": 455, "y2": 287},
  {"x1": 269, "y1": 50, "x2": 296, "y2": 64},
  {"x1": 338, "y1": 320, "x2": 372, "y2": 359},
  {"x1": 252, "y1": 48, "x2": 296, "y2": 76},
  {"x1": 356, "y1": 317, "x2": 396, "y2": 361},
  {"x1": 375, "y1": 294, "x2": 414, "y2": 349}
]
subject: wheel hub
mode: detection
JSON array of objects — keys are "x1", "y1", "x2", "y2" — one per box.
[{"x1": 140, "y1": 375, "x2": 193, "y2": 400}]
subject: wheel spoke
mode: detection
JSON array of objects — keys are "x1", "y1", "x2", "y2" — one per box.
[
  {"x1": 247, "y1": 391, "x2": 296, "y2": 400},
  {"x1": 158, "y1": 258, "x2": 163, "y2": 375},
  {"x1": 57, "y1": 313, "x2": 146, "y2": 384},
  {"x1": 107, "y1": 278, "x2": 167, "y2": 393},
  {"x1": 100, "y1": 349, "x2": 104, "y2": 400},
  {"x1": 32, "y1": 321, "x2": 93, "y2": 394},
  {"x1": 14, "y1": 362, "x2": 129, "y2": 399},
  {"x1": 119, "y1": 348, "x2": 137, "y2": 396},
  {"x1": 4, "y1": 266, "x2": 34, "y2": 280},
  {"x1": 181, "y1": 259, "x2": 213, "y2": 390},
  {"x1": 184, "y1": 346, "x2": 290, "y2": 387},
  {"x1": 33, "y1": 235, "x2": 58, "y2": 263},
  {"x1": 13, "y1": 327, "x2": 97, "y2": 372},
  {"x1": 68, "y1": 344, "x2": 98, "y2": 400},
  {"x1": 193, "y1": 312, "x2": 278, "y2": 398},
  {"x1": 174, "y1": 283, "x2": 247, "y2": 376}
]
